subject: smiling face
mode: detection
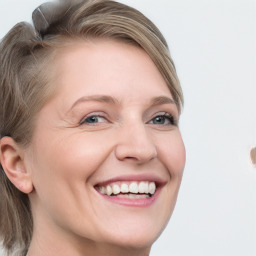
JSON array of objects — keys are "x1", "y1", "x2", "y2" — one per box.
[{"x1": 24, "y1": 40, "x2": 186, "y2": 255}]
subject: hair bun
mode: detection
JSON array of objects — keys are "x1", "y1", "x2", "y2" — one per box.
[
  {"x1": 32, "y1": 2, "x2": 53, "y2": 34},
  {"x1": 32, "y1": 1, "x2": 72, "y2": 35}
]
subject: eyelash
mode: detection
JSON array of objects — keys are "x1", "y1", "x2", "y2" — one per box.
[
  {"x1": 80, "y1": 113, "x2": 108, "y2": 125},
  {"x1": 79, "y1": 112, "x2": 177, "y2": 127},
  {"x1": 149, "y1": 112, "x2": 176, "y2": 126}
]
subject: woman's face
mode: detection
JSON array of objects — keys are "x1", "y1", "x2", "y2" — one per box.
[{"x1": 25, "y1": 40, "x2": 186, "y2": 253}]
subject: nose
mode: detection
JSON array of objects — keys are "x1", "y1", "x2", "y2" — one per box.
[{"x1": 115, "y1": 123, "x2": 157, "y2": 164}]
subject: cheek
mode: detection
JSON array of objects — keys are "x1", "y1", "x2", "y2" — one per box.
[
  {"x1": 28, "y1": 133, "x2": 115, "y2": 223},
  {"x1": 158, "y1": 131, "x2": 186, "y2": 176},
  {"x1": 59, "y1": 133, "x2": 114, "y2": 176},
  {"x1": 31, "y1": 130, "x2": 114, "y2": 184}
]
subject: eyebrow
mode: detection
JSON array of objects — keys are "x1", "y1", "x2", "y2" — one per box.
[
  {"x1": 150, "y1": 96, "x2": 176, "y2": 106},
  {"x1": 68, "y1": 95, "x2": 119, "y2": 112},
  {"x1": 68, "y1": 95, "x2": 175, "y2": 112}
]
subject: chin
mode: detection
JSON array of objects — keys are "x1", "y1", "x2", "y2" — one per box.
[{"x1": 94, "y1": 217, "x2": 167, "y2": 251}]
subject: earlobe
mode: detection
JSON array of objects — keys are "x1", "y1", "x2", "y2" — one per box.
[{"x1": 0, "y1": 137, "x2": 33, "y2": 194}]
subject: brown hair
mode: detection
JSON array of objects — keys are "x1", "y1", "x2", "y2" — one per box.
[{"x1": 0, "y1": 0, "x2": 183, "y2": 255}]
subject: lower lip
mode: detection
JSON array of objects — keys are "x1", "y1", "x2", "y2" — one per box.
[{"x1": 96, "y1": 188, "x2": 161, "y2": 207}]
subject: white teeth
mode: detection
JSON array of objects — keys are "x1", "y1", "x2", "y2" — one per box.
[
  {"x1": 120, "y1": 183, "x2": 129, "y2": 193},
  {"x1": 149, "y1": 182, "x2": 156, "y2": 195},
  {"x1": 99, "y1": 186, "x2": 105, "y2": 194},
  {"x1": 98, "y1": 181, "x2": 157, "y2": 197},
  {"x1": 138, "y1": 182, "x2": 148, "y2": 193},
  {"x1": 116, "y1": 194, "x2": 150, "y2": 199},
  {"x1": 106, "y1": 185, "x2": 112, "y2": 196},
  {"x1": 128, "y1": 193, "x2": 136, "y2": 199},
  {"x1": 129, "y1": 182, "x2": 139, "y2": 193},
  {"x1": 112, "y1": 184, "x2": 120, "y2": 195}
]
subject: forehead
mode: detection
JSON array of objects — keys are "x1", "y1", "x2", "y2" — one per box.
[{"x1": 49, "y1": 39, "x2": 173, "y2": 102}]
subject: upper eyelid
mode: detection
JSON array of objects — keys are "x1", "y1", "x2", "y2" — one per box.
[
  {"x1": 150, "y1": 111, "x2": 175, "y2": 120},
  {"x1": 77, "y1": 109, "x2": 178, "y2": 124},
  {"x1": 150, "y1": 113, "x2": 173, "y2": 121},
  {"x1": 146, "y1": 104, "x2": 178, "y2": 116}
]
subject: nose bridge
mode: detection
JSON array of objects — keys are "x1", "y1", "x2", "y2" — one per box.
[{"x1": 115, "y1": 119, "x2": 157, "y2": 163}]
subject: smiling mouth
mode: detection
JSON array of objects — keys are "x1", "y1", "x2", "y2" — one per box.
[{"x1": 95, "y1": 181, "x2": 156, "y2": 199}]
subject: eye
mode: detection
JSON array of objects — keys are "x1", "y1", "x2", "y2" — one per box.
[
  {"x1": 149, "y1": 113, "x2": 176, "y2": 126},
  {"x1": 80, "y1": 114, "x2": 107, "y2": 125}
]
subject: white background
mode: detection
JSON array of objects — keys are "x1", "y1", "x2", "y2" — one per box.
[{"x1": 0, "y1": 0, "x2": 255, "y2": 255}]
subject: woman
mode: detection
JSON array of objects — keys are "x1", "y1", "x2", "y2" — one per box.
[{"x1": 0, "y1": 0, "x2": 185, "y2": 255}]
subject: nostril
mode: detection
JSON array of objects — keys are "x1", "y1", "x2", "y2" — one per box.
[
  {"x1": 115, "y1": 145, "x2": 157, "y2": 163},
  {"x1": 114, "y1": 126, "x2": 157, "y2": 163}
]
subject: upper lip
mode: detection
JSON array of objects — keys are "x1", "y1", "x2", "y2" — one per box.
[{"x1": 94, "y1": 174, "x2": 167, "y2": 188}]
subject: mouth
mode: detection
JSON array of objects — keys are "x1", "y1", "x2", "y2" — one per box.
[
  {"x1": 94, "y1": 178, "x2": 164, "y2": 207},
  {"x1": 95, "y1": 181, "x2": 156, "y2": 198}
]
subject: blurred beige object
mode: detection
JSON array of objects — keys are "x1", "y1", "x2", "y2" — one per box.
[{"x1": 250, "y1": 147, "x2": 256, "y2": 166}]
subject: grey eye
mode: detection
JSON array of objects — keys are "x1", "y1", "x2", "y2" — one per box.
[
  {"x1": 85, "y1": 116, "x2": 99, "y2": 123},
  {"x1": 150, "y1": 115, "x2": 175, "y2": 125},
  {"x1": 80, "y1": 115, "x2": 107, "y2": 125}
]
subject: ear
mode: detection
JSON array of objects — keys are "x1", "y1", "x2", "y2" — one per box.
[{"x1": 0, "y1": 137, "x2": 33, "y2": 194}]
